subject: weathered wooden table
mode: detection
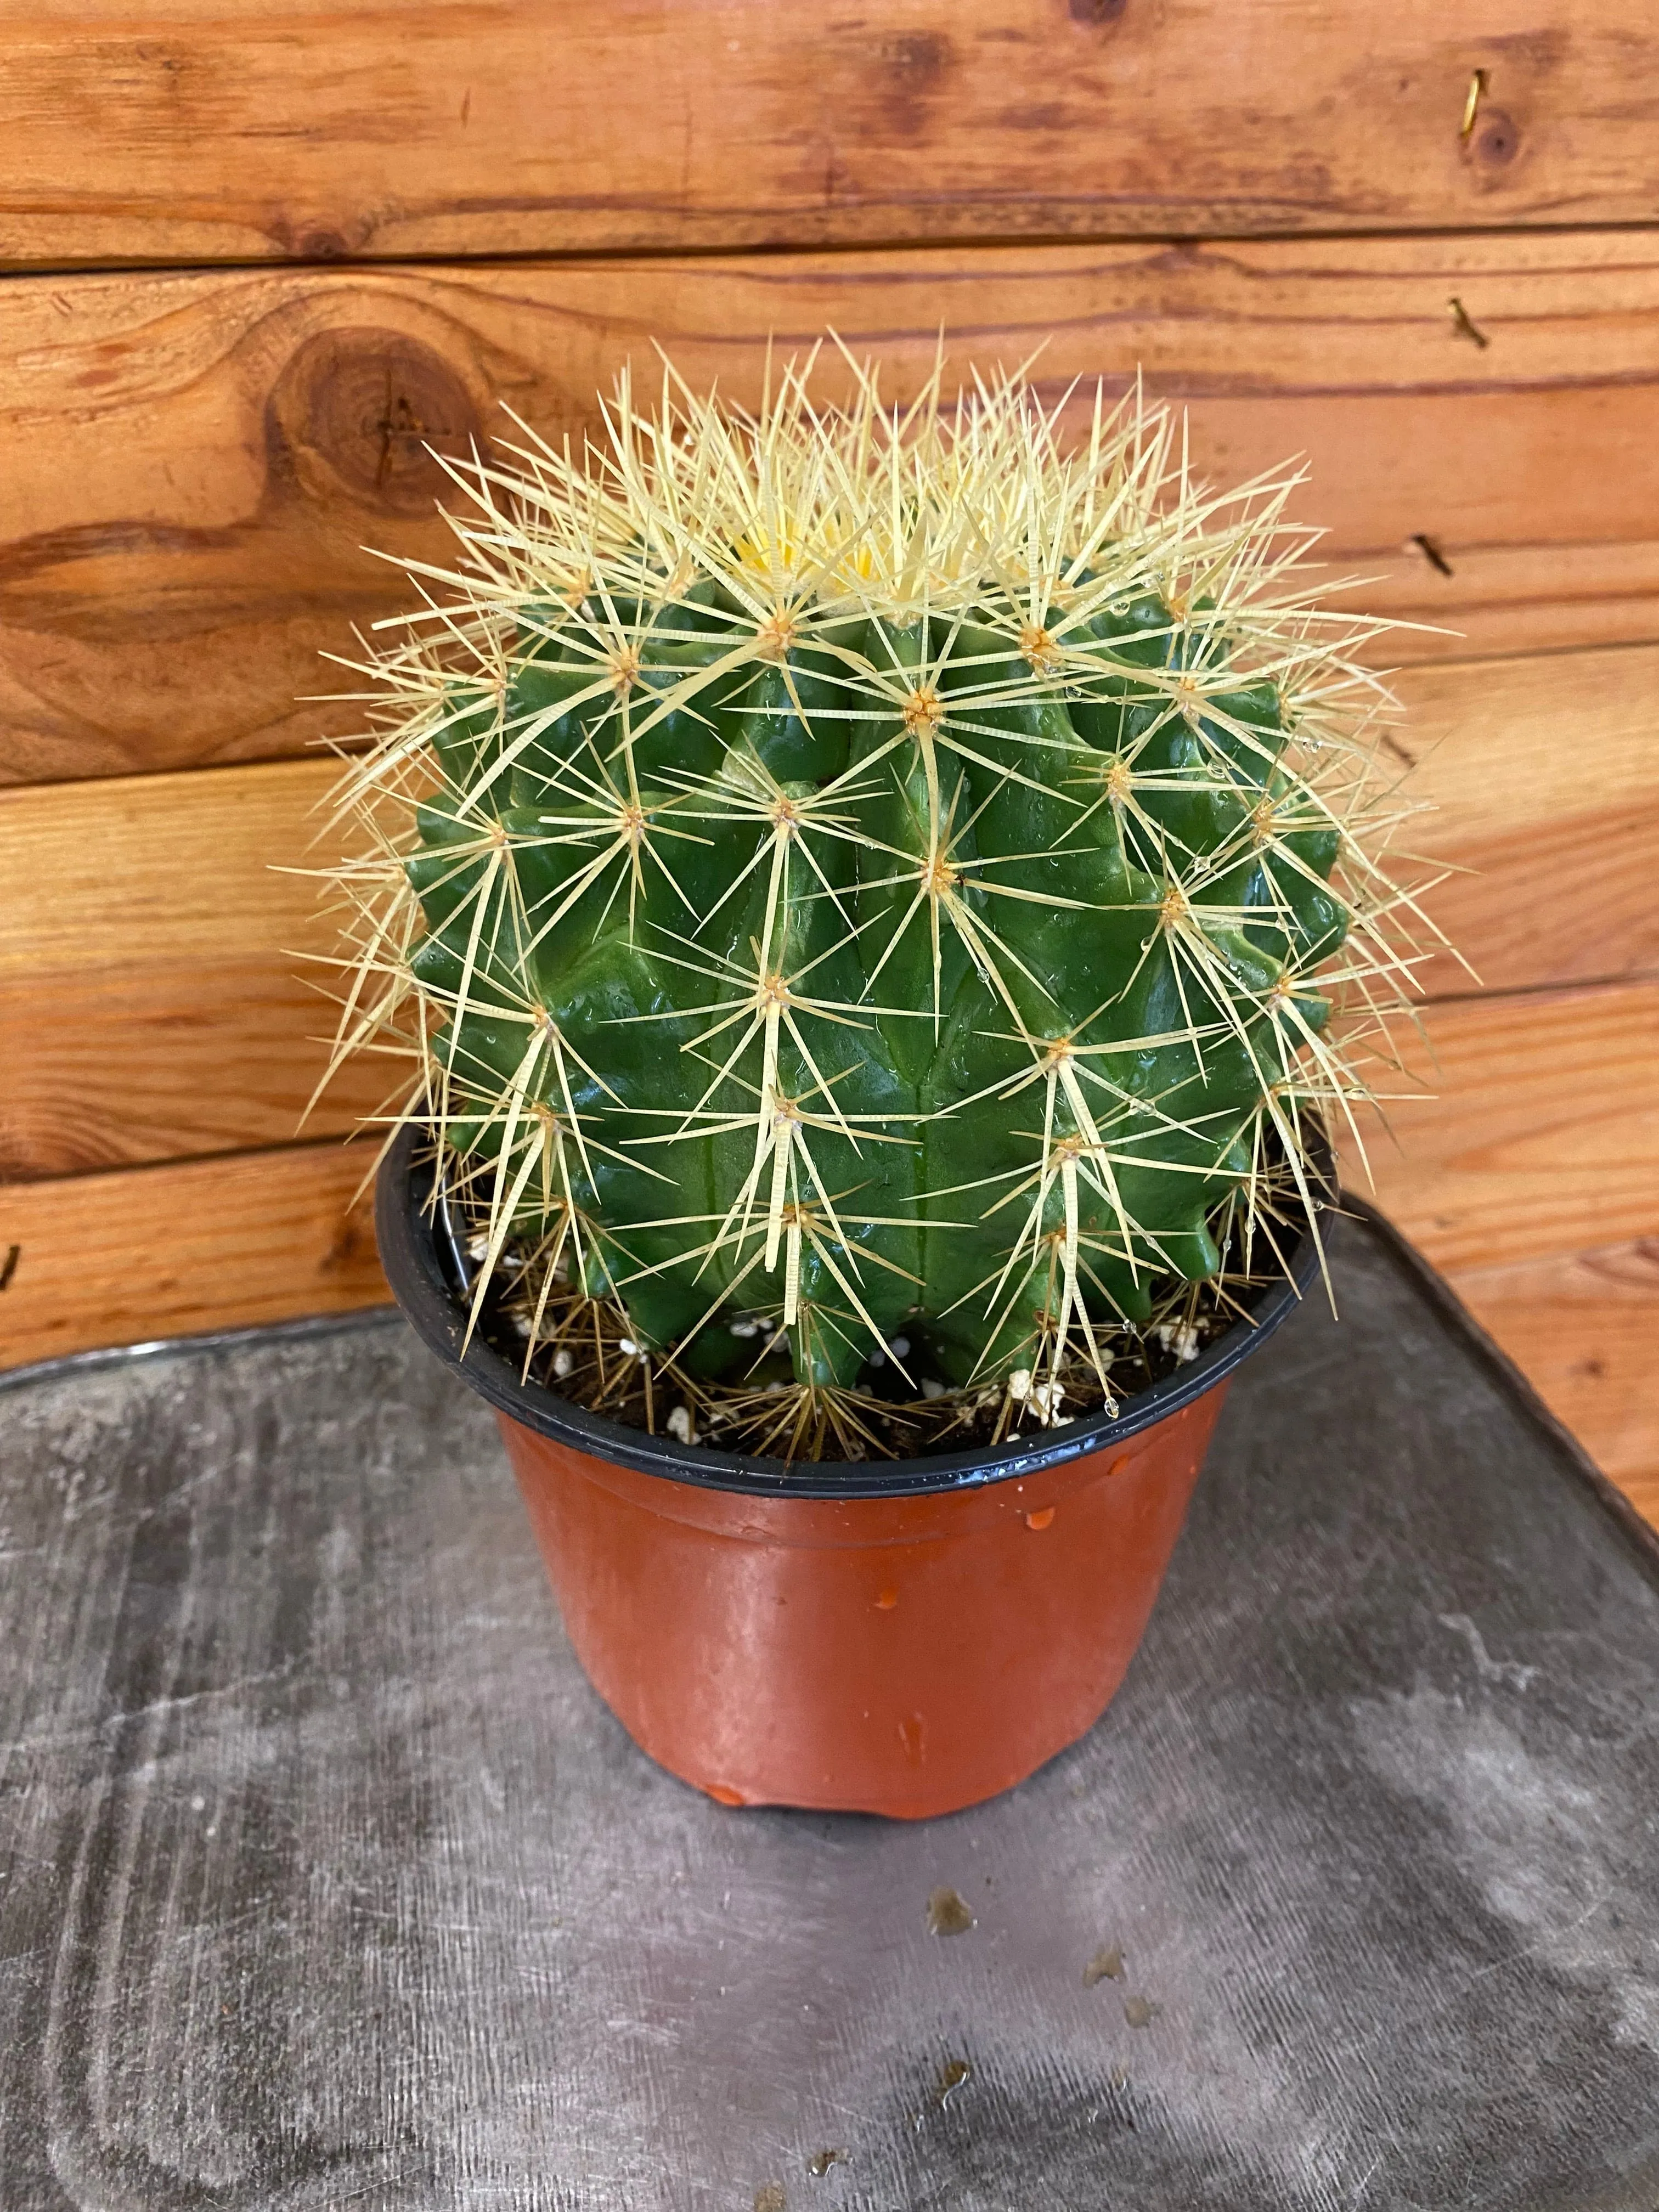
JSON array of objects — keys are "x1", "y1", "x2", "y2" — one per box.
[{"x1": 2, "y1": 1212, "x2": 1656, "y2": 2210}]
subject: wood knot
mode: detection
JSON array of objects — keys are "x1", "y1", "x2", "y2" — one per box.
[
  {"x1": 1466, "y1": 107, "x2": 1520, "y2": 167},
  {"x1": 873, "y1": 30, "x2": 951, "y2": 138},
  {"x1": 267, "y1": 211, "x2": 375, "y2": 259},
  {"x1": 265, "y1": 328, "x2": 482, "y2": 516},
  {"x1": 1069, "y1": 0, "x2": 1127, "y2": 21},
  {"x1": 879, "y1": 30, "x2": 950, "y2": 81}
]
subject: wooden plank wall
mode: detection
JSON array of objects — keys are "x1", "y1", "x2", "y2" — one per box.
[{"x1": 1, "y1": 3, "x2": 1655, "y2": 1517}]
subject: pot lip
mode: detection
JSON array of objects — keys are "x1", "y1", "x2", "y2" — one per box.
[{"x1": 375, "y1": 1121, "x2": 1329, "y2": 1500}]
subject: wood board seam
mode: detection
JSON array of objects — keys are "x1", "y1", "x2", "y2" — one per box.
[
  {"x1": 1447, "y1": 1232, "x2": 1659, "y2": 1284},
  {"x1": 1423, "y1": 968, "x2": 1659, "y2": 1009},
  {"x1": 9, "y1": 216, "x2": 1659, "y2": 292},
  {"x1": 0, "y1": 1132, "x2": 382, "y2": 1199},
  {"x1": 1378, "y1": 631, "x2": 1659, "y2": 678}
]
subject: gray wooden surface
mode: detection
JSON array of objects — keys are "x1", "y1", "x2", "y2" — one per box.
[{"x1": 2, "y1": 1216, "x2": 1657, "y2": 2210}]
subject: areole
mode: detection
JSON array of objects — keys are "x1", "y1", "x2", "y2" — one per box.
[{"x1": 377, "y1": 1125, "x2": 1327, "y2": 1817}]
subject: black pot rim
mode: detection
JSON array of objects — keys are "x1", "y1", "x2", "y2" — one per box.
[{"x1": 374, "y1": 1121, "x2": 1328, "y2": 1500}]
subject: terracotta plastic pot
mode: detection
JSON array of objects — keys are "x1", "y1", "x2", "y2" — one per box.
[{"x1": 376, "y1": 1127, "x2": 1323, "y2": 1819}]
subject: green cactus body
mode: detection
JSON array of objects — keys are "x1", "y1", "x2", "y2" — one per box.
[{"x1": 332, "y1": 358, "x2": 1422, "y2": 1419}]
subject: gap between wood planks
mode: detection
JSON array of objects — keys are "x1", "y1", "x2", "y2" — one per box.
[
  {"x1": 9, "y1": 215, "x2": 1659, "y2": 290},
  {"x1": 1419, "y1": 970, "x2": 1659, "y2": 1008}
]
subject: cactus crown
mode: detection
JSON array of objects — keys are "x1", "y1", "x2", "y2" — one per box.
[{"x1": 321, "y1": 351, "x2": 1434, "y2": 1454}]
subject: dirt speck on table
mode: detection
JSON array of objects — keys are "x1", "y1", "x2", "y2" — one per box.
[
  {"x1": 936, "y1": 2056, "x2": 972, "y2": 2108},
  {"x1": 926, "y1": 1886, "x2": 975, "y2": 1936}
]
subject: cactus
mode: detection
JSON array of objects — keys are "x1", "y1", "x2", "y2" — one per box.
[{"x1": 321, "y1": 354, "x2": 1433, "y2": 1441}]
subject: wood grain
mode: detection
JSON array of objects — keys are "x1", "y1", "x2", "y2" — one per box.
[
  {"x1": 1343, "y1": 980, "x2": 1659, "y2": 1277},
  {"x1": 1450, "y1": 1239, "x2": 1659, "y2": 1524},
  {"x1": 7, "y1": 232, "x2": 1659, "y2": 783},
  {"x1": 1, "y1": 2, "x2": 1656, "y2": 265},
  {"x1": 1392, "y1": 643, "x2": 1659, "y2": 995},
  {"x1": 0, "y1": 759, "x2": 394, "y2": 1181},
  {"x1": 0, "y1": 1139, "x2": 387, "y2": 1370}
]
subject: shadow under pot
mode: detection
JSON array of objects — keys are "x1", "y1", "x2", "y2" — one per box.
[{"x1": 375, "y1": 1124, "x2": 1325, "y2": 1820}]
